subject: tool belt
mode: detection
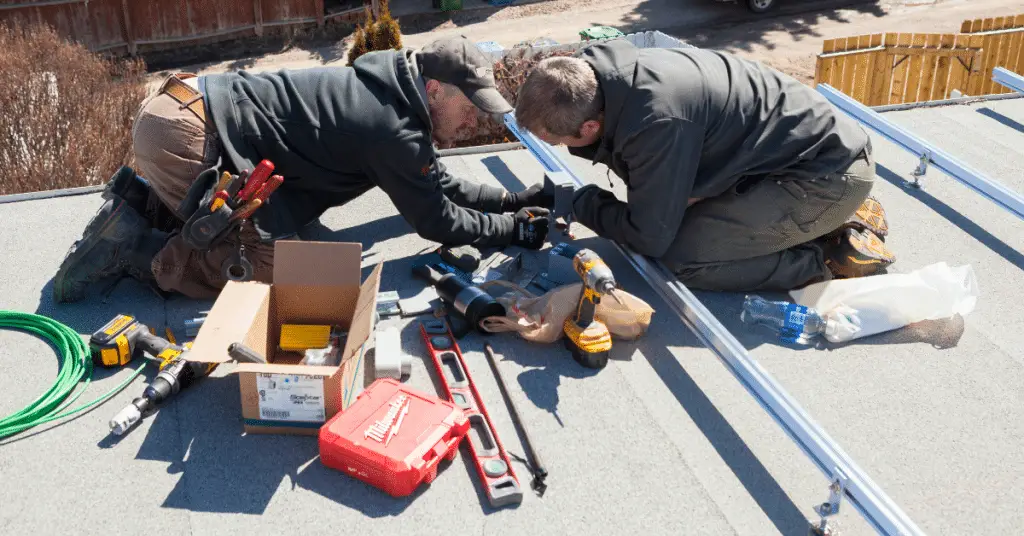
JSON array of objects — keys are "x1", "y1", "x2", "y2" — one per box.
[
  {"x1": 177, "y1": 162, "x2": 282, "y2": 282},
  {"x1": 178, "y1": 165, "x2": 238, "y2": 251},
  {"x1": 164, "y1": 73, "x2": 284, "y2": 282},
  {"x1": 160, "y1": 73, "x2": 207, "y2": 124}
]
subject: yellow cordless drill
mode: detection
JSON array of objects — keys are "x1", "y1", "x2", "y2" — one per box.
[
  {"x1": 89, "y1": 314, "x2": 215, "y2": 436},
  {"x1": 562, "y1": 248, "x2": 617, "y2": 369}
]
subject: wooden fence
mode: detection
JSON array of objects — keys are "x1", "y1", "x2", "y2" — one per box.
[
  {"x1": 0, "y1": 0, "x2": 365, "y2": 56},
  {"x1": 961, "y1": 15, "x2": 1024, "y2": 96},
  {"x1": 814, "y1": 14, "x2": 1024, "y2": 106}
]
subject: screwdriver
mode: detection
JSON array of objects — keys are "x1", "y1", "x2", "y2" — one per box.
[{"x1": 209, "y1": 172, "x2": 233, "y2": 212}]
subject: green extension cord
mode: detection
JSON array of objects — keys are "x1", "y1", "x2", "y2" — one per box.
[{"x1": 0, "y1": 310, "x2": 147, "y2": 440}]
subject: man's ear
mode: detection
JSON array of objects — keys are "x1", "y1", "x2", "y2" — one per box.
[
  {"x1": 425, "y1": 79, "x2": 444, "y2": 104},
  {"x1": 579, "y1": 118, "x2": 602, "y2": 139}
]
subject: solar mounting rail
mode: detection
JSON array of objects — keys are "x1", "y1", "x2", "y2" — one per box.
[
  {"x1": 817, "y1": 83, "x2": 1024, "y2": 222},
  {"x1": 503, "y1": 113, "x2": 927, "y2": 536},
  {"x1": 992, "y1": 67, "x2": 1024, "y2": 94}
]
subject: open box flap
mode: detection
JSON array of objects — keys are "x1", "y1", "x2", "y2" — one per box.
[
  {"x1": 188, "y1": 281, "x2": 271, "y2": 364},
  {"x1": 273, "y1": 240, "x2": 362, "y2": 287},
  {"x1": 339, "y1": 261, "x2": 384, "y2": 365},
  {"x1": 235, "y1": 363, "x2": 338, "y2": 376}
]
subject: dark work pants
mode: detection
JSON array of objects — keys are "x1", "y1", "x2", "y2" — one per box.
[{"x1": 661, "y1": 148, "x2": 875, "y2": 292}]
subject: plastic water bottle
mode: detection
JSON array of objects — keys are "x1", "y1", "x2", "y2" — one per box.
[{"x1": 740, "y1": 295, "x2": 827, "y2": 344}]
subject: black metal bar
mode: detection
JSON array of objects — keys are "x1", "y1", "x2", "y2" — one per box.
[{"x1": 483, "y1": 342, "x2": 547, "y2": 496}]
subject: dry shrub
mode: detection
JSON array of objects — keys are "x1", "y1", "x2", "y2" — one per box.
[
  {"x1": 347, "y1": 0, "x2": 403, "y2": 66},
  {"x1": 0, "y1": 22, "x2": 148, "y2": 196},
  {"x1": 449, "y1": 48, "x2": 577, "y2": 149}
]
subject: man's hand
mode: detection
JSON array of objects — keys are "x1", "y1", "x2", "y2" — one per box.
[
  {"x1": 510, "y1": 207, "x2": 550, "y2": 249},
  {"x1": 570, "y1": 184, "x2": 611, "y2": 230},
  {"x1": 503, "y1": 182, "x2": 554, "y2": 212}
]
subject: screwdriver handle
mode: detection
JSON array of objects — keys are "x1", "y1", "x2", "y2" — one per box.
[
  {"x1": 228, "y1": 342, "x2": 267, "y2": 364},
  {"x1": 237, "y1": 160, "x2": 275, "y2": 201},
  {"x1": 230, "y1": 198, "x2": 262, "y2": 222}
]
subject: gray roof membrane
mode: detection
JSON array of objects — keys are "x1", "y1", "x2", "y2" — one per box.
[{"x1": 1, "y1": 96, "x2": 1022, "y2": 535}]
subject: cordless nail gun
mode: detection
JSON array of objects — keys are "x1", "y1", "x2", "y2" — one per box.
[
  {"x1": 89, "y1": 314, "x2": 216, "y2": 436},
  {"x1": 562, "y1": 248, "x2": 619, "y2": 370}
]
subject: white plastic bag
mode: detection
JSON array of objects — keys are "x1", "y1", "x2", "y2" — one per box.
[
  {"x1": 788, "y1": 262, "x2": 979, "y2": 343},
  {"x1": 477, "y1": 280, "x2": 655, "y2": 343}
]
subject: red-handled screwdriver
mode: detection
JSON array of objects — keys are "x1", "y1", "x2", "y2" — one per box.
[
  {"x1": 253, "y1": 174, "x2": 284, "y2": 202},
  {"x1": 236, "y1": 159, "x2": 275, "y2": 202}
]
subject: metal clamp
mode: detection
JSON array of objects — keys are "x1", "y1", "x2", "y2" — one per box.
[
  {"x1": 813, "y1": 468, "x2": 849, "y2": 535},
  {"x1": 222, "y1": 246, "x2": 253, "y2": 282},
  {"x1": 910, "y1": 152, "x2": 930, "y2": 189}
]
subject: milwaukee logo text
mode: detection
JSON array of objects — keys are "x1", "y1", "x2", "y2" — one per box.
[{"x1": 364, "y1": 394, "x2": 410, "y2": 445}]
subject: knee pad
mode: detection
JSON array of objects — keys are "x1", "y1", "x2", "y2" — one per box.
[
  {"x1": 102, "y1": 166, "x2": 149, "y2": 214},
  {"x1": 102, "y1": 166, "x2": 181, "y2": 233}
]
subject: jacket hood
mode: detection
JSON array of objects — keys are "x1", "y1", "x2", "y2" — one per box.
[
  {"x1": 353, "y1": 48, "x2": 433, "y2": 130},
  {"x1": 578, "y1": 40, "x2": 641, "y2": 158}
]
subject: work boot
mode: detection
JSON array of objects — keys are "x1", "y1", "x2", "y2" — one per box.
[
  {"x1": 52, "y1": 196, "x2": 169, "y2": 303},
  {"x1": 823, "y1": 227, "x2": 896, "y2": 279},
  {"x1": 831, "y1": 195, "x2": 889, "y2": 240}
]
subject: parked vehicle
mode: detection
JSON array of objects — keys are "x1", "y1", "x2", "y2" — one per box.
[{"x1": 717, "y1": 0, "x2": 778, "y2": 14}]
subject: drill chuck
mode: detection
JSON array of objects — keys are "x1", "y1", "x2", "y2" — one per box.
[
  {"x1": 109, "y1": 404, "x2": 143, "y2": 436},
  {"x1": 107, "y1": 356, "x2": 213, "y2": 436}
]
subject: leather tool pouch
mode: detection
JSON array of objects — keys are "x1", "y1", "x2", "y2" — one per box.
[{"x1": 178, "y1": 164, "x2": 242, "y2": 252}]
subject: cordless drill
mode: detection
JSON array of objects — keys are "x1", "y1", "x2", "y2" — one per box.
[
  {"x1": 562, "y1": 248, "x2": 617, "y2": 369},
  {"x1": 89, "y1": 314, "x2": 215, "y2": 436}
]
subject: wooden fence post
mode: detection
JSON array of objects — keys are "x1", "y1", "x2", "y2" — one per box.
[
  {"x1": 865, "y1": 34, "x2": 890, "y2": 106},
  {"x1": 253, "y1": 0, "x2": 263, "y2": 37},
  {"x1": 120, "y1": 0, "x2": 136, "y2": 56}
]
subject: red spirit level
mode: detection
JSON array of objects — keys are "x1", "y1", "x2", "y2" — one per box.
[{"x1": 419, "y1": 318, "x2": 523, "y2": 508}]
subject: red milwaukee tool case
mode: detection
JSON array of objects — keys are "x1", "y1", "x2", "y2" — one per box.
[{"x1": 318, "y1": 378, "x2": 470, "y2": 497}]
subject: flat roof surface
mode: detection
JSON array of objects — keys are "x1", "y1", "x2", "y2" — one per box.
[{"x1": 1, "y1": 95, "x2": 1022, "y2": 536}]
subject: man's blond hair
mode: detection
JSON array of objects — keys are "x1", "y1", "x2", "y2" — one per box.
[{"x1": 514, "y1": 56, "x2": 602, "y2": 137}]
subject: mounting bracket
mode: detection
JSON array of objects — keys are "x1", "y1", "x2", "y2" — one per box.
[
  {"x1": 812, "y1": 468, "x2": 850, "y2": 535},
  {"x1": 910, "y1": 152, "x2": 931, "y2": 188}
]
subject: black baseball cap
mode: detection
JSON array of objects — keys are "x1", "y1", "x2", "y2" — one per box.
[{"x1": 417, "y1": 35, "x2": 513, "y2": 114}]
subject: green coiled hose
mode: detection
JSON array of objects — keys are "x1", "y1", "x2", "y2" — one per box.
[{"x1": 0, "y1": 310, "x2": 147, "y2": 440}]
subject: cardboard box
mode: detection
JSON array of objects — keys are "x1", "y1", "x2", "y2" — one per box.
[{"x1": 189, "y1": 240, "x2": 382, "y2": 435}]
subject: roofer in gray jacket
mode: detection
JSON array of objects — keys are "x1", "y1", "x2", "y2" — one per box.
[
  {"x1": 52, "y1": 36, "x2": 553, "y2": 302},
  {"x1": 513, "y1": 39, "x2": 894, "y2": 292}
]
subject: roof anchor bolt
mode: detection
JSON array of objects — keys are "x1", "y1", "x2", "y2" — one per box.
[
  {"x1": 811, "y1": 468, "x2": 849, "y2": 536},
  {"x1": 910, "y1": 152, "x2": 931, "y2": 189}
]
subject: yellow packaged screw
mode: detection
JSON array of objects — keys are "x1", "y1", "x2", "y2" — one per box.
[{"x1": 279, "y1": 324, "x2": 332, "y2": 352}]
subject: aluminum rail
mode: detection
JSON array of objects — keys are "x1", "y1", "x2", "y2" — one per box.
[
  {"x1": 992, "y1": 67, "x2": 1024, "y2": 94},
  {"x1": 503, "y1": 113, "x2": 926, "y2": 536},
  {"x1": 817, "y1": 83, "x2": 1024, "y2": 222}
]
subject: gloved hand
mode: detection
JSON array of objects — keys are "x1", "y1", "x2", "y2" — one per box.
[
  {"x1": 510, "y1": 207, "x2": 550, "y2": 249},
  {"x1": 503, "y1": 182, "x2": 554, "y2": 213}
]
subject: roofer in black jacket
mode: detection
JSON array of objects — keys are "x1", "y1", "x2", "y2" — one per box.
[
  {"x1": 514, "y1": 39, "x2": 895, "y2": 292},
  {"x1": 52, "y1": 36, "x2": 553, "y2": 302}
]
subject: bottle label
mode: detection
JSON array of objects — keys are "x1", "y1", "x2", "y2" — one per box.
[{"x1": 783, "y1": 304, "x2": 810, "y2": 333}]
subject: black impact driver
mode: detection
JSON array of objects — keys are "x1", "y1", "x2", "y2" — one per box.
[{"x1": 90, "y1": 314, "x2": 215, "y2": 436}]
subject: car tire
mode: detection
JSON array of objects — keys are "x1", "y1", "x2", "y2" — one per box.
[{"x1": 747, "y1": 0, "x2": 776, "y2": 13}]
